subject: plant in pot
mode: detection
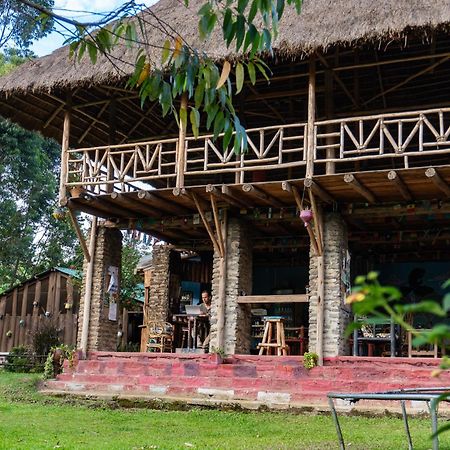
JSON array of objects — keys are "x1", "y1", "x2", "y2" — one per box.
[{"x1": 67, "y1": 171, "x2": 85, "y2": 198}]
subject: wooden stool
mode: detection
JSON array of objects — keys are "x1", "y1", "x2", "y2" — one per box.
[{"x1": 257, "y1": 317, "x2": 288, "y2": 356}]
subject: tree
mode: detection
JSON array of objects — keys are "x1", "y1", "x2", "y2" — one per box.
[
  {"x1": 0, "y1": 0, "x2": 54, "y2": 54},
  {"x1": 0, "y1": 53, "x2": 79, "y2": 291}
]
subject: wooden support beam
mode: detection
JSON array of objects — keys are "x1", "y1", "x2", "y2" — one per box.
[
  {"x1": 176, "y1": 92, "x2": 188, "y2": 188},
  {"x1": 242, "y1": 184, "x2": 284, "y2": 207},
  {"x1": 308, "y1": 190, "x2": 323, "y2": 255},
  {"x1": 77, "y1": 102, "x2": 109, "y2": 144},
  {"x1": 306, "y1": 55, "x2": 316, "y2": 179},
  {"x1": 425, "y1": 167, "x2": 450, "y2": 197},
  {"x1": 206, "y1": 185, "x2": 245, "y2": 209},
  {"x1": 67, "y1": 209, "x2": 90, "y2": 262},
  {"x1": 221, "y1": 185, "x2": 250, "y2": 209},
  {"x1": 317, "y1": 53, "x2": 358, "y2": 109},
  {"x1": 58, "y1": 93, "x2": 71, "y2": 205},
  {"x1": 216, "y1": 209, "x2": 227, "y2": 350},
  {"x1": 210, "y1": 194, "x2": 225, "y2": 258},
  {"x1": 138, "y1": 190, "x2": 191, "y2": 215},
  {"x1": 110, "y1": 192, "x2": 160, "y2": 217},
  {"x1": 387, "y1": 171, "x2": 413, "y2": 201},
  {"x1": 304, "y1": 178, "x2": 335, "y2": 204},
  {"x1": 238, "y1": 294, "x2": 308, "y2": 304},
  {"x1": 344, "y1": 173, "x2": 377, "y2": 203},
  {"x1": 173, "y1": 187, "x2": 210, "y2": 211},
  {"x1": 191, "y1": 192, "x2": 220, "y2": 255}
]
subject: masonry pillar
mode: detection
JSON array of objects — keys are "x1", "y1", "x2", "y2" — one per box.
[
  {"x1": 77, "y1": 226, "x2": 122, "y2": 352},
  {"x1": 147, "y1": 244, "x2": 172, "y2": 322},
  {"x1": 210, "y1": 218, "x2": 252, "y2": 355},
  {"x1": 308, "y1": 213, "x2": 351, "y2": 356}
]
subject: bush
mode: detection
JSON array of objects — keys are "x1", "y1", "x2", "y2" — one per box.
[
  {"x1": 4, "y1": 346, "x2": 34, "y2": 372},
  {"x1": 31, "y1": 321, "x2": 61, "y2": 357}
]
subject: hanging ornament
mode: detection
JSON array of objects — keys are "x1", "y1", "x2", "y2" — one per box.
[
  {"x1": 52, "y1": 207, "x2": 66, "y2": 220},
  {"x1": 300, "y1": 209, "x2": 313, "y2": 227}
]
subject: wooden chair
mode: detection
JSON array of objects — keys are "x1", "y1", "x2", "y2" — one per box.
[
  {"x1": 407, "y1": 329, "x2": 438, "y2": 358},
  {"x1": 146, "y1": 321, "x2": 174, "y2": 353}
]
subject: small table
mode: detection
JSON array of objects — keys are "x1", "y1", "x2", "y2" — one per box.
[{"x1": 172, "y1": 314, "x2": 208, "y2": 351}]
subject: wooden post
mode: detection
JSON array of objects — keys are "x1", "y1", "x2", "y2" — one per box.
[
  {"x1": 306, "y1": 55, "x2": 316, "y2": 179},
  {"x1": 216, "y1": 210, "x2": 228, "y2": 350},
  {"x1": 176, "y1": 92, "x2": 188, "y2": 188},
  {"x1": 325, "y1": 66, "x2": 335, "y2": 174},
  {"x1": 80, "y1": 217, "x2": 98, "y2": 357},
  {"x1": 58, "y1": 92, "x2": 72, "y2": 205}
]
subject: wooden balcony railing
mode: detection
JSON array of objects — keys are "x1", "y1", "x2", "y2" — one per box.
[{"x1": 64, "y1": 107, "x2": 450, "y2": 195}]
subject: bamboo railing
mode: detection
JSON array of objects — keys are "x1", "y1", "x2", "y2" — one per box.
[{"x1": 64, "y1": 107, "x2": 450, "y2": 194}]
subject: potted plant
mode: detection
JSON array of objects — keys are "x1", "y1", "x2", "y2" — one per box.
[{"x1": 67, "y1": 171, "x2": 85, "y2": 198}]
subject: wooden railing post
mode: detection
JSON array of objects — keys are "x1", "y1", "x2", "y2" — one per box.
[
  {"x1": 58, "y1": 92, "x2": 72, "y2": 205},
  {"x1": 176, "y1": 92, "x2": 188, "y2": 188},
  {"x1": 306, "y1": 55, "x2": 316, "y2": 179}
]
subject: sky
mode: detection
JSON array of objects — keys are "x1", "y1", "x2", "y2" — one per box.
[{"x1": 31, "y1": 0, "x2": 158, "y2": 56}]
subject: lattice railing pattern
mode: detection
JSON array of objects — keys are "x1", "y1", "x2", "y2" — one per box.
[
  {"x1": 314, "y1": 107, "x2": 450, "y2": 170},
  {"x1": 64, "y1": 107, "x2": 450, "y2": 193}
]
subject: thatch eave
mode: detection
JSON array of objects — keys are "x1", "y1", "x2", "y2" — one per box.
[{"x1": 0, "y1": 0, "x2": 449, "y2": 98}]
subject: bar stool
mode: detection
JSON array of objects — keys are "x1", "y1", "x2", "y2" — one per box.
[{"x1": 257, "y1": 316, "x2": 288, "y2": 356}]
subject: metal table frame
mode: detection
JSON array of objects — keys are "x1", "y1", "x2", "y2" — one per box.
[{"x1": 328, "y1": 387, "x2": 450, "y2": 450}]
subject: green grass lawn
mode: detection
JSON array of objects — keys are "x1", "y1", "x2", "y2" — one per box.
[{"x1": 0, "y1": 371, "x2": 449, "y2": 449}]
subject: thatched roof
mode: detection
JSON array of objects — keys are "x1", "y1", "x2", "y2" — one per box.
[{"x1": 0, "y1": 0, "x2": 449, "y2": 96}]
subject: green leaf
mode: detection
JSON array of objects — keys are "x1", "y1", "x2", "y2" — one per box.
[
  {"x1": 235, "y1": 62, "x2": 244, "y2": 94},
  {"x1": 247, "y1": 61, "x2": 256, "y2": 84},
  {"x1": 223, "y1": 126, "x2": 233, "y2": 151},
  {"x1": 399, "y1": 301, "x2": 446, "y2": 318},
  {"x1": 206, "y1": 104, "x2": 219, "y2": 129},
  {"x1": 190, "y1": 107, "x2": 200, "y2": 138},
  {"x1": 213, "y1": 110, "x2": 225, "y2": 140},
  {"x1": 194, "y1": 82, "x2": 205, "y2": 109},
  {"x1": 276, "y1": 0, "x2": 285, "y2": 19},
  {"x1": 255, "y1": 62, "x2": 270, "y2": 81},
  {"x1": 248, "y1": 0, "x2": 259, "y2": 22},
  {"x1": 87, "y1": 41, "x2": 97, "y2": 64},
  {"x1": 243, "y1": 24, "x2": 257, "y2": 52},
  {"x1": 223, "y1": 8, "x2": 233, "y2": 41},
  {"x1": 237, "y1": 0, "x2": 250, "y2": 13},
  {"x1": 77, "y1": 41, "x2": 86, "y2": 62},
  {"x1": 159, "y1": 82, "x2": 173, "y2": 117},
  {"x1": 262, "y1": 28, "x2": 272, "y2": 50},
  {"x1": 162, "y1": 39, "x2": 171, "y2": 64},
  {"x1": 207, "y1": 13, "x2": 218, "y2": 36},
  {"x1": 235, "y1": 14, "x2": 246, "y2": 51}
]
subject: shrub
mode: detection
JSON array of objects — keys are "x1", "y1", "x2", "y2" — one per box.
[{"x1": 4, "y1": 346, "x2": 33, "y2": 372}]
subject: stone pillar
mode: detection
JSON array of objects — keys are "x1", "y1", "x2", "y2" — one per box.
[
  {"x1": 308, "y1": 213, "x2": 351, "y2": 356},
  {"x1": 210, "y1": 218, "x2": 252, "y2": 355},
  {"x1": 77, "y1": 226, "x2": 122, "y2": 352},
  {"x1": 147, "y1": 244, "x2": 172, "y2": 322}
]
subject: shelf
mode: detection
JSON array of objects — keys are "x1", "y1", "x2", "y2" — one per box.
[{"x1": 238, "y1": 294, "x2": 308, "y2": 304}]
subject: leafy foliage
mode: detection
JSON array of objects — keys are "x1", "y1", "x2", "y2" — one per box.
[
  {"x1": 0, "y1": 0, "x2": 54, "y2": 53},
  {"x1": 26, "y1": 0, "x2": 303, "y2": 153},
  {"x1": 347, "y1": 272, "x2": 450, "y2": 371},
  {"x1": 0, "y1": 52, "x2": 80, "y2": 292}
]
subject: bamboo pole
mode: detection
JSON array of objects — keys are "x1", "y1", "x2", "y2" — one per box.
[
  {"x1": 216, "y1": 210, "x2": 227, "y2": 350},
  {"x1": 80, "y1": 217, "x2": 98, "y2": 358},
  {"x1": 306, "y1": 55, "x2": 316, "y2": 179},
  {"x1": 176, "y1": 92, "x2": 188, "y2": 188},
  {"x1": 68, "y1": 209, "x2": 90, "y2": 262},
  {"x1": 58, "y1": 93, "x2": 72, "y2": 205}
]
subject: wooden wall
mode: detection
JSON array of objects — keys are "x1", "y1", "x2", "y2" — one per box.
[{"x1": 0, "y1": 271, "x2": 79, "y2": 353}]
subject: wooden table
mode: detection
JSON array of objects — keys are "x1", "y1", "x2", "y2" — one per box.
[{"x1": 172, "y1": 314, "x2": 208, "y2": 351}]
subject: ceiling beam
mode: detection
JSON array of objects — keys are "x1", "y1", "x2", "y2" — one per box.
[
  {"x1": 242, "y1": 184, "x2": 284, "y2": 207},
  {"x1": 387, "y1": 170, "x2": 413, "y2": 201},
  {"x1": 344, "y1": 173, "x2": 377, "y2": 203},
  {"x1": 425, "y1": 167, "x2": 450, "y2": 197}
]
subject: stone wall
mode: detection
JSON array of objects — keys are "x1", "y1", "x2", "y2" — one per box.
[
  {"x1": 308, "y1": 213, "x2": 351, "y2": 356},
  {"x1": 77, "y1": 225, "x2": 122, "y2": 352},
  {"x1": 210, "y1": 218, "x2": 252, "y2": 354},
  {"x1": 147, "y1": 244, "x2": 172, "y2": 323}
]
